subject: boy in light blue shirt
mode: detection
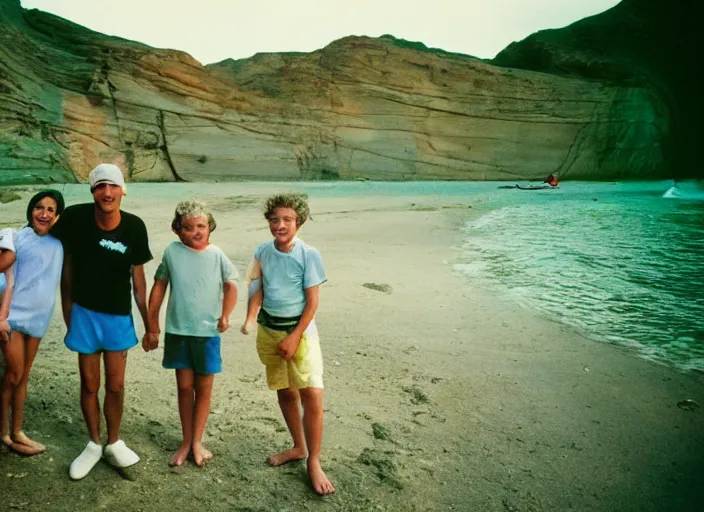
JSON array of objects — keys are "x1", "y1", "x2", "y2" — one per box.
[
  {"x1": 253, "y1": 238, "x2": 327, "y2": 319},
  {"x1": 144, "y1": 200, "x2": 238, "y2": 467},
  {"x1": 241, "y1": 192, "x2": 334, "y2": 495}
]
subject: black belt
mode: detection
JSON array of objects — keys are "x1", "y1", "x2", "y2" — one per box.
[{"x1": 257, "y1": 308, "x2": 301, "y2": 333}]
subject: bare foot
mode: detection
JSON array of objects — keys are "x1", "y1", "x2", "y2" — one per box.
[
  {"x1": 308, "y1": 458, "x2": 335, "y2": 495},
  {"x1": 268, "y1": 447, "x2": 307, "y2": 466},
  {"x1": 2, "y1": 434, "x2": 43, "y2": 456},
  {"x1": 13, "y1": 431, "x2": 46, "y2": 453},
  {"x1": 193, "y1": 445, "x2": 213, "y2": 467},
  {"x1": 169, "y1": 443, "x2": 190, "y2": 467}
]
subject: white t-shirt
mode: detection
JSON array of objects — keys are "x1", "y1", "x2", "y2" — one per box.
[{"x1": 0, "y1": 227, "x2": 64, "y2": 338}]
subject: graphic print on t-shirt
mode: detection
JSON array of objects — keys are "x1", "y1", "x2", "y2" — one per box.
[{"x1": 99, "y1": 239, "x2": 128, "y2": 254}]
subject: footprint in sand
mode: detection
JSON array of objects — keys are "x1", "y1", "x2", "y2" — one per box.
[
  {"x1": 402, "y1": 385, "x2": 430, "y2": 405},
  {"x1": 362, "y1": 282, "x2": 393, "y2": 294},
  {"x1": 371, "y1": 422, "x2": 397, "y2": 444},
  {"x1": 357, "y1": 448, "x2": 404, "y2": 489},
  {"x1": 253, "y1": 416, "x2": 287, "y2": 433}
]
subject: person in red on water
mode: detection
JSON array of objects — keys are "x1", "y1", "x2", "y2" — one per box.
[{"x1": 543, "y1": 173, "x2": 559, "y2": 187}]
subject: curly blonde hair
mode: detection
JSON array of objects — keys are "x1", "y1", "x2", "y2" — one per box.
[
  {"x1": 171, "y1": 200, "x2": 217, "y2": 232},
  {"x1": 263, "y1": 192, "x2": 310, "y2": 226}
]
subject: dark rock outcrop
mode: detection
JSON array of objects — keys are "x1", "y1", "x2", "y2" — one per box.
[
  {"x1": 0, "y1": 0, "x2": 696, "y2": 183},
  {"x1": 492, "y1": 0, "x2": 702, "y2": 179}
]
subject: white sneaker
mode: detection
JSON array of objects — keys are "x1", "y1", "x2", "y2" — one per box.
[
  {"x1": 69, "y1": 441, "x2": 103, "y2": 480},
  {"x1": 103, "y1": 440, "x2": 140, "y2": 468}
]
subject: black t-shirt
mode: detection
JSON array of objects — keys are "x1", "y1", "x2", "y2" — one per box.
[{"x1": 51, "y1": 203, "x2": 152, "y2": 315}]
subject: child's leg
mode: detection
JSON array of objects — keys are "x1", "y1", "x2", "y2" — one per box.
[
  {"x1": 269, "y1": 388, "x2": 307, "y2": 466},
  {"x1": 171, "y1": 368, "x2": 194, "y2": 467},
  {"x1": 11, "y1": 336, "x2": 45, "y2": 452},
  {"x1": 1, "y1": 331, "x2": 24, "y2": 442},
  {"x1": 1, "y1": 331, "x2": 40, "y2": 455},
  {"x1": 192, "y1": 373, "x2": 214, "y2": 466},
  {"x1": 299, "y1": 387, "x2": 334, "y2": 495}
]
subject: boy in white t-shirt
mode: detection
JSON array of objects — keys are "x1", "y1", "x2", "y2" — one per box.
[
  {"x1": 144, "y1": 200, "x2": 238, "y2": 467},
  {"x1": 241, "y1": 192, "x2": 334, "y2": 495}
]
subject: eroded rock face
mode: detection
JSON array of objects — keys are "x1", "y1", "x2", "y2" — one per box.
[
  {"x1": 0, "y1": 0, "x2": 686, "y2": 183},
  {"x1": 492, "y1": 0, "x2": 701, "y2": 180}
]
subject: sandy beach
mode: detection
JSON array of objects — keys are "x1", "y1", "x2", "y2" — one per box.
[{"x1": 1, "y1": 183, "x2": 703, "y2": 512}]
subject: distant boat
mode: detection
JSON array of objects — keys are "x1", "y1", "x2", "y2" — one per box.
[
  {"x1": 498, "y1": 184, "x2": 558, "y2": 190},
  {"x1": 498, "y1": 173, "x2": 560, "y2": 190}
]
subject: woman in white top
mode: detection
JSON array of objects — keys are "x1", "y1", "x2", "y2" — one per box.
[{"x1": 0, "y1": 189, "x2": 64, "y2": 455}]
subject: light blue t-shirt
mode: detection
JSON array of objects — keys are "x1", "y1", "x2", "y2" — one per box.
[
  {"x1": 155, "y1": 241, "x2": 238, "y2": 337},
  {"x1": 255, "y1": 238, "x2": 326, "y2": 318},
  {"x1": 0, "y1": 227, "x2": 64, "y2": 338}
]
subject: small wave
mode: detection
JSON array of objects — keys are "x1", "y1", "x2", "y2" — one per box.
[
  {"x1": 662, "y1": 181, "x2": 704, "y2": 200},
  {"x1": 457, "y1": 184, "x2": 704, "y2": 372},
  {"x1": 662, "y1": 186, "x2": 679, "y2": 198},
  {"x1": 467, "y1": 206, "x2": 514, "y2": 229}
]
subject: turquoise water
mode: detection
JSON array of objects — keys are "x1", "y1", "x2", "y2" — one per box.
[
  {"x1": 54, "y1": 179, "x2": 704, "y2": 371},
  {"x1": 456, "y1": 181, "x2": 704, "y2": 372}
]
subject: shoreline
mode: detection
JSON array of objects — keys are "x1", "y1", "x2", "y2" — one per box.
[{"x1": 1, "y1": 185, "x2": 703, "y2": 511}]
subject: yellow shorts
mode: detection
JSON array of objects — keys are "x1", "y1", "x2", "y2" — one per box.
[{"x1": 256, "y1": 321, "x2": 324, "y2": 390}]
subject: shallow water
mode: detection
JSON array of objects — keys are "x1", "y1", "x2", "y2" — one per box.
[{"x1": 456, "y1": 180, "x2": 704, "y2": 372}]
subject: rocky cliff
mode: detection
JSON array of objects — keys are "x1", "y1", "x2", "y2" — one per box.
[
  {"x1": 0, "y1": 0, "x2": 692, "y2": 184},
  {"x1": 492, "y1": 0, "x2": 702, "y2": 180}
]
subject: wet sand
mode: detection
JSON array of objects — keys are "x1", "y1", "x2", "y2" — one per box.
[{"x1": 1, "y1": 184, "x2": 703, "y2": 511}]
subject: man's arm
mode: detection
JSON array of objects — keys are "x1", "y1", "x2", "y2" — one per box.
[
  {"x1": 60, "y1": 254, "x2": 73, "y2": 328},
  {"x1": 144, "y1": 278, "x2": 167, "y2": 351},
  {"x1": 218, "y1": 281, "x2": 238, "y2": 333},
  {"x1": 276, "y1": 285, "x2": 320, "y2": 361},
  {"x1": 131, "y1": 264, "x2": 149, "y2": 332}
]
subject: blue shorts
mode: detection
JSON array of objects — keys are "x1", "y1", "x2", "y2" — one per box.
[
  {"x1": 162, "y1": 333, "x2": 222, "y2": 375},
  {"x1": 64, "y1": 304, "x2": 138, "y2": 354}
]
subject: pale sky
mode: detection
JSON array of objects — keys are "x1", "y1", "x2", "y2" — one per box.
[{"x1": 20, "y1": 0, "x2": 621, "y2": 65}]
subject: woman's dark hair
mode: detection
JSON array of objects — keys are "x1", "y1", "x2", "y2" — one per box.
[{"x1": 26, "y1": 189, "x2": 65, "y2": 224}]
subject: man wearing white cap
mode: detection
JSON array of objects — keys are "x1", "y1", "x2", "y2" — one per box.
[{"x1": 51, "y1": 163, "x2": 152, "y2": 480}]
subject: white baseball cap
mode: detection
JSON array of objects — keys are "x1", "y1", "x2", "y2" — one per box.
[
  {"x1": 0, "y1": 228, "x2": 15, "y2": 252},
  {"x1": 89, "y1": 163, "x2": 126, "y2": 193}
]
